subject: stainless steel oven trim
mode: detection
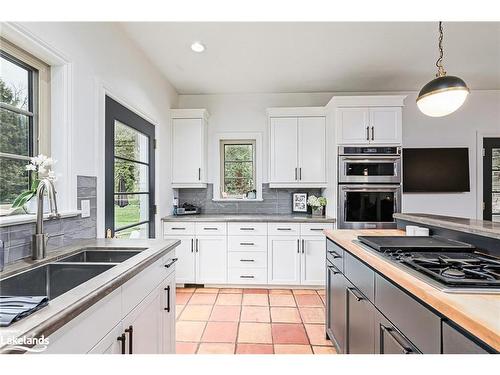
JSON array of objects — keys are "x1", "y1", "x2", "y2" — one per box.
[
  {"x1": 339, "y1": 155, "x2": 401, "y2": 184},
  {"x1": 338, "y1": 184, "x2": 401, "y2": 229}
]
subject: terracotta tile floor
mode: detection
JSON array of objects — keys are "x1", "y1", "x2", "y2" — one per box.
[{"x1": 176, "y1": 287, "x2": 336, "y2": 354}]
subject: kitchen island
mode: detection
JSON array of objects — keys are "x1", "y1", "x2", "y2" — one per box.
[
  {"x1": 0, "y1": 238, "x2": 180, "y2": 354},
  {"x1": 324, "y1": 229, "x2": 500, "y2": 354}
]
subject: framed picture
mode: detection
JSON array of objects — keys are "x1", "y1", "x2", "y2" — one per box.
[{"x1": 292, "y1": 193, "x2": 308, "y2": 213}]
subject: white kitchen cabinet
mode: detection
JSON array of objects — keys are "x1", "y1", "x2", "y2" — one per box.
[
  {"x1": 336, "y1": 106, "x2": 402, "y2": 145},
  {"x1": 269, "y1": 117, "x2": 299, "y2": 183},
  {"x1": 122, "y1": 279, "x2": 164, "y2": 354},
  {"x1": 171, "y1": 109, "x2": 208, "y2": 188},
  {"x1": 268, "y1": 108, "x2": 327, "y2": 188},
  {"x1": 196, "y1": 236, "x2": 227, "y2": 284},
  {"x1": 300, "y1": 237, "x2": 326, "y2": 285},
  {"x1": 88, "y1": 323, "x2": 124, "y2": 354},
  {"x1": 165, "y1": 236, "x2": 195, "y2": 283},
  {"x1": 161, "y1": 272, "x2": 176, "y2": 354},
  {"x1": 268, "y1": 236, "x2": 301, "y2": 285}
]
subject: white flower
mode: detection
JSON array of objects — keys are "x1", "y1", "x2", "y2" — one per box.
[
  {"x1": 31, "y1": 154, "x2": 48, "y2": 166},
  {"x1": 25, "y1": 164, "x2": 37, "y2": 171},
  {"x1": 47, "y1": 170, "x2": 58, "y2": 182},
  {"x1": 38, "y1": 166, "x2": 47, "y2": 177}
]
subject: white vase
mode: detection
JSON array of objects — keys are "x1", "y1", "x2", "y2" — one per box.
[
  {"x1": 312, "y1": 207, "x2": 324, "y2": 217},
  {"x1": 25, "y1": 196, "x2": 50, "y2": 214}
]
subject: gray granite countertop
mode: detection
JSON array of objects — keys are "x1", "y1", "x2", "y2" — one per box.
[
  {"x1": 0, "y1": 238, "x2": 180, "y2": 353},
  {"x1": 393, "y1": 213, "x2": 500, "y2": 240},
  {"x1": 162, "y1": 214, "x2": 336, "y2": 223}
]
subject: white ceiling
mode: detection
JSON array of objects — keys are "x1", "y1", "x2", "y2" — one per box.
[{"x1": 120, "y1": 22, "x2": 500, "y2": 94}]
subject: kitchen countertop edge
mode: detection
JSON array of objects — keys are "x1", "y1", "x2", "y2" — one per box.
[
  {"x1": 162, "y1": 214, "x2": 336, "y2": 223},
  {"x1": 324, "y1": 229, "x2": 500, "y2": 352},
  {"x1": 0, "y1": 239, "x2": 180, "y2": 353}
]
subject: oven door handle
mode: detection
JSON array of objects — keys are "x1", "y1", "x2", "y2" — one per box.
[{"x1": 340, "y1": 157, "x2": 401, "y2": 162}]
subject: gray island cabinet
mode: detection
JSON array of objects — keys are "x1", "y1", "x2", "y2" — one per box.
[{"x1": 326, "y1": 239, "x2": 493, "y2": 354}]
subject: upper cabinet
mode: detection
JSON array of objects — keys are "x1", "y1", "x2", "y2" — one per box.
[
  {"x1": 268, "y1": 107, "x2": 327, "y2": 188},
  {"x1": 331, "y1": 96, "x2": 406, "y2": 145},
  {"x1": 171, "y1": 109, "x2": 209, "y2": 188}
]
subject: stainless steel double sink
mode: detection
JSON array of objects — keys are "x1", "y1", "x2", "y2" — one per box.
[{"x1": 0, "y1": 248, "x2": 144, "y2": 300}]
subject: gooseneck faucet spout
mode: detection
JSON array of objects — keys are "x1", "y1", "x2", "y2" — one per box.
[{"x1": 32, "y1": 178, "x2": 60, "y2": 260}]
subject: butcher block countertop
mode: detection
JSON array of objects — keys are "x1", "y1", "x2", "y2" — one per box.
[{"x1": 324, "y1": 229, "x2": 500, "y2": 351}]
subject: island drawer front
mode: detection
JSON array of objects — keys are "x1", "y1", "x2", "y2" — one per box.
[
  {"x1": 228, "y1": 222, "x2": 268, "y2": 236},
  {"x1": 375, "y1": 274, "x2": 441, "y2": 354},
  {"x1": 43, "y1": 288, "x2": 122, "y2": 354},
  {"x1": 442, "y1": 321, "x2": 489, "y2": 354},
  {"x1": 326, "y1": 239, "x2": 344, "y2": 272},
  {"x1": 300, "y1": 223, "x2": 333, "y2": 235},
  {"x1": 227, "y1": 236, "x2": 268, "y2": 252},
  {"x1": 228, "y1": 267, "x2": 267, "y2": 284},
  {"x1": 122, "y1": 256, "x2": 167, "y2": 316},
  {"x1": 164, "y1": 222, "x2": 195, "y2": 236},
  {"x1": 268, "y1": 222, "x2": 300, "y2": 236},
  {"x1": 195, "y1": 222, "x2": 227, "y2": 235},
  {"x1": 228, "y1": 251, "x2": 267, "y2": 268},
  {"x1": 344, "y1": 252, "x2": 374, "y2": 301}
]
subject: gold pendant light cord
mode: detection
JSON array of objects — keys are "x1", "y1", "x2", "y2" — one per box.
[{"x1": 435, "y1": 21, "x2": 447, "y2": 77}]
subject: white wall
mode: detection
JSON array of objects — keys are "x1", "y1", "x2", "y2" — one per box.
[
  {"x1": 178, "y1": 90, "x2": 500, "y2": 219},
  {"x1": 4, "y1": 22, "x2": 179, "y2": 236}
]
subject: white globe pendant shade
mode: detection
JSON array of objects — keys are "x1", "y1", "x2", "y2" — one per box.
[{"x1": 416, "y1": 75, "x2": 469, "y2": 117}]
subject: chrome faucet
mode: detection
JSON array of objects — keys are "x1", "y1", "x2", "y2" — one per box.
[{"x1": 32, "y1": 178, "x2": 60, "y2": 260}]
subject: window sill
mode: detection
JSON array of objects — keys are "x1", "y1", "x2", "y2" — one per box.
[
  {"x1": 212, "y1": 198, "x2": 264, "y2": 202},
  {"x1": 0, "y1": 210, "x2": 81, "y2": 228}
]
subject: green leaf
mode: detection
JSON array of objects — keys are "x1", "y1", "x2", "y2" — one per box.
[
  {"x1": 12, "y1": 191, "x2": 35, "y2": 208},
  {"x1": 31, "y1": 179, "x2": 40, "y2": 191}
]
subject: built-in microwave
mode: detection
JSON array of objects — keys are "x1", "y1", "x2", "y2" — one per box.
[
  {"x1": 338, "y1": 146, "x2": 401, "y2": 184},
  {"x1": 338, "y1": 184, "x2": 401, "y2": 229}
]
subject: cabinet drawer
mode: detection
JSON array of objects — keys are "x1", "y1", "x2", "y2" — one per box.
[
  {"x1": 442, "y1": 321, "x2": 489, "y2": 354},
  {"x1": 300, "y1": 223, "x2": 333, "y2": 235},
  {"x1": 344, "y1": 252, "x2": 374, "y2": 301},
  {"x1": 228, "y1": 267, "x2": 267, "y2": 284},
  {"x1": 375, "y1": 274, "x2": 441, "y2": 354},
  {"x1": 268, "y1": 222, "x2": 300, "y2": 236},
  {"x1": 195, "y1": 222, "x2": 227, "y2": 235},
  {"x1": 228, "y1": 222, "x2": 268, "y2": 236},
  {"x1": 326, "y1": 239, "x2": 344, "y2": 272},
  {"x1": 163, "y1": 222, "x2": 195, "y2": 236},
  {"x1": 228, "y1": 251, "x2": 267, "y2": 268},
  {"x1": 227, "y1": 236, "x2": 267, "y2": 252}
]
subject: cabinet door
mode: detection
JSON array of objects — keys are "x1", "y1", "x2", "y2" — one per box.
[
  {"x1": 196, "y1": 236, "x2": 227, "y2": 284},
  {"x1": 369, "y1": 107, "x2": 401, "y2": 144},
  {"x1": 122, "y1": 283, "x2": 163, "y2": 354},
  {"x1": 88, "y1": 323, "x2": 124, "y2": 354},
  {"x1": 300, "y1": 236, "x2": 326, "y2": 285},
  {"x1": 345, "y1": 284, "x2": 375, "y2": 354},
  {"x1": 374, "y1": 311, "x2": 419, "y2": 354},
  {"x1": 172, "y1": 118, "x2": 203, "y2": 184},
  {"x1": 298, "y1": 117, "x2": 326, "y2": 184},
  {"x1": 161, "y1": 272, "x2": 176, "y2": 354},
  {"x1": 336, "y1": 108, "x2": 370, "y2": 144},
  {"x1": 268, "y1": 236, "x2": 301, "y2": 285},
  {"x1": 326, "y1": 264, "x2": 347, "y2": 353},
  {"x1": 165, "y1": 235, "x2": 195, "y2": 284},
  {"x1": 442, "y1": 321, "x2": 489, "y2": 354},
  {"x1": 269, "y1": 117, "x2": 298, "y2": 183}
]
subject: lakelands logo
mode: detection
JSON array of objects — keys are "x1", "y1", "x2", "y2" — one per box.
[{"x1": 1, "y1": 335, "x2": 49, "y2": 353}]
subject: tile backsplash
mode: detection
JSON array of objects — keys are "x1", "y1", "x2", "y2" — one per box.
[
  {"x1": 177, "y1": 183, "x2": 322, "y2": 215},
  {"x1": 0, "y1": 175, "x2": 97, "y2": 265}
]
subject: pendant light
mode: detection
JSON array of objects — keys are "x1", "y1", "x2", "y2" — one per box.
[{"x1": 417, "y1": 22, "x2": 469, "y2": 117}]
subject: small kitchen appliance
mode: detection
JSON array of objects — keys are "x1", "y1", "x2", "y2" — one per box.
[{"x1": 174, "y1": 203, "x2": 201, "y2": 216}]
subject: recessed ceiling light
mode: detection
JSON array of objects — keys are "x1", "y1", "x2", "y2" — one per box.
[{"x1": 191, "y1": 41, "x2": 205, "y2": 53}]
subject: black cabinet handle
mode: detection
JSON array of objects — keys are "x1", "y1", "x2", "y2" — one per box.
[
  {"x1": 240, "y1": 227, "x2": 255, "y2": 231},
  {"x1": 124, "y1": 325, "x2": 133, "y2": 354},
  {"x1": 240, "y1": 242, "x2": 255, "y2": 246},
  {"x1": 347, "y1": 287, "x2": 364, "y2": 302},
  {"x1": 295, "y1": 167, "x2": 298, "y2": 181},
  {"x1": 310, "y1": 228, "x2": 323, "y2": 231},
  {"x1": 301, "y1": 239, "x2": 305, "y2": 254},
  {"x1": 240, "y1": 275, "x2": 255, "y2": 279},
  {"x1": 327, "y1": 250, "x2": 342, "y2": 259},
  {"x1": 164, "y1": 285, "x2": 171, "y2": 312},
  {"x1": 297, "y1": 239, "x2": 300, "y2": 253},
  {"x1": 240, "y1": 259, "x2": 255, "y2": 262},
  {"x1": 277, "y1": 228, "x2": 292, "y2": 231},
  {"x1": 371, "y1": 126, "x2": 375, "y2": 141},
  {"x1": 380, "y1": 325, "x2": 414, "y2": 354},
  {"x1": 117, "y1": 333, "x2": 126, "y2": 354},
  {"x1": 198, "y1": 168, "x2": 201, "y2": 180},
  {"x1": 203, "y1": 227, "x2": 218, "y2": 230},
  {"x1": 299, "y1": 168, "x2": 302, "y2": 180},
  {"x1": 171, "y1": 227, "x2": 186, "y2": 230},
  {"x1": 164, "y1": 258, "x2": 178, "y2": 268},
  {"x1": 191, "y1": 238, "x2": 194, "y2": 253},
  {"x1": 328, "y1": 265, "x2": 341, "y2": 275},
  {"x1": 196, "y1": 239, "x2": 199, "y2": 252}
]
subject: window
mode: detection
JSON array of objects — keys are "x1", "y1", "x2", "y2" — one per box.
[
  {"x1": 220, "y1": 140, "x2": 256, "y2": 199},
  {"x1": 0, "y1": 38, "x2": 50, "y2": 212}
]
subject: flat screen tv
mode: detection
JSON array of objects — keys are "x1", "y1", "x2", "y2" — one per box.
[{"x1": 403, "y1": 148, "x2": 470, "y2": 193}]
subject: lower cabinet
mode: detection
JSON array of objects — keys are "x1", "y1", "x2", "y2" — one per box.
[
  {"x1": 161, "y1": 273, "x2": 176, "y2": 354},
  {"x1": 88, "y1": 324, "x2": 124, "y2": 354},
  {"x1": 375, "y1": 311, "x2": 420, "y2": 354},
  {"x1": 268, "y1": 236, "x2": 301, "y2": 284},
  {"x1": 326, "y1": 262, "x2": 346, "y2": 353},
  {"x1": 170, "y1": 236, "x2": 195, "y2": 283},
  {"x1": 196, "y1": 236, "x2": 227, "y2": 284},
  {"x1": 301, "y1": 236, "x2": 326, "y2": 285},
  {"x1": 345, "y1": 282, "x2": 375, "y2": 354},
  {"x1": 442, "y1": 321, "x2": 488, "y2": 354}
]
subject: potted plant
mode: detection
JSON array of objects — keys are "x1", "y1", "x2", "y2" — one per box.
[
  {"x1": 11, "y1": 154, "x2": 57, "y2": 214},
  {"x1": 307, "y1": 195, "x2": 327, "y2": 217}
]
